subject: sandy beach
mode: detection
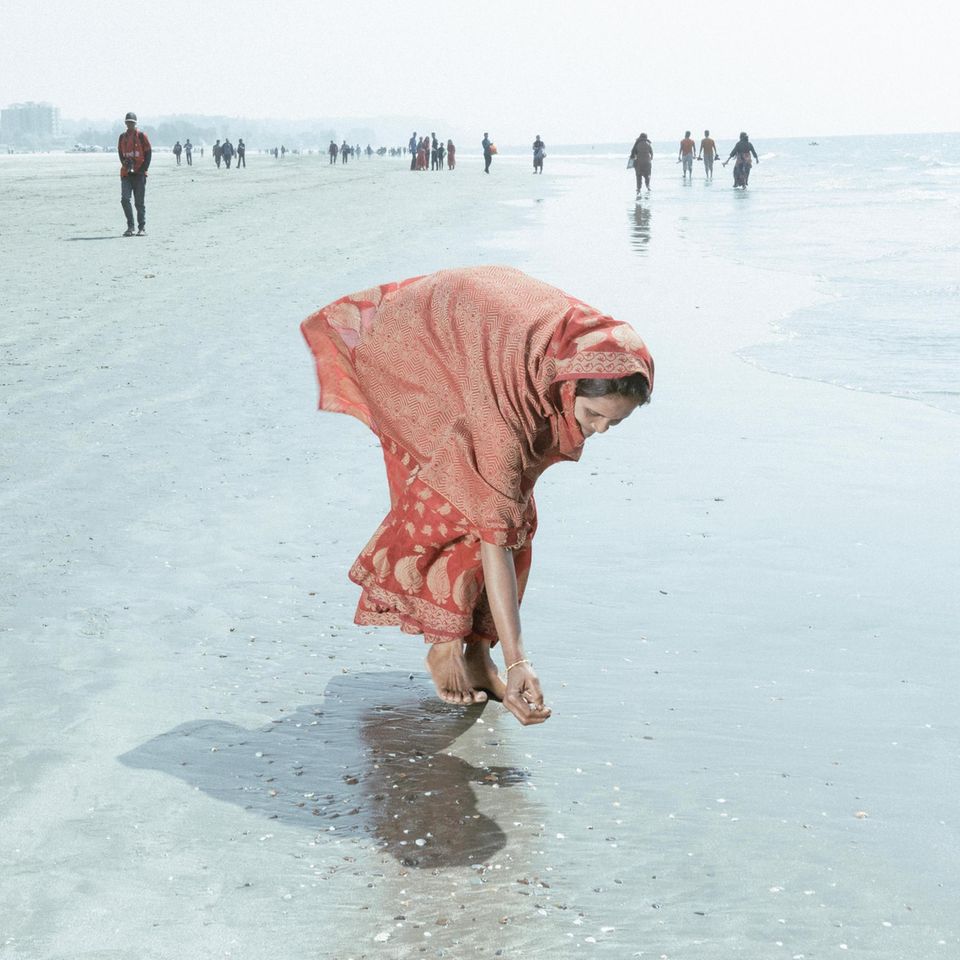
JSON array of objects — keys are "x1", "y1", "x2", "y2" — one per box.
[{"x1": 2, "y1": 150, "x2": 958, "y2": 959}]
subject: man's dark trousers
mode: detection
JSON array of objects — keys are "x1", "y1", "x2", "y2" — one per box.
[{"x1": 121, "y1": 173, "x2": 146, "y2": 230}]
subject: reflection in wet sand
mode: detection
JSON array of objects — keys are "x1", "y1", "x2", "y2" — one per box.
[
  {"x1": 119, "y1": 672, "x2": 531, "y2": 869},
  {"x1": 629, "y1": 202, "x2": 652, "y2": 251}
]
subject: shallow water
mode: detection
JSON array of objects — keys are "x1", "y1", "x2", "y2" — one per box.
[{"x1": 505, "y1": 133, "x2": 960, "y2": 414}]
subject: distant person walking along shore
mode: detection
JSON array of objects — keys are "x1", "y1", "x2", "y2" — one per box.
[
  {"x1": 482, "y1": 132, "x2": 494, "y2": 173},
  {"x1": 409, "y1": 132, "x2": 417, "y2": 170},
  {"x1": 236, "y1": 138, "x2": 246, "y2": 168},
  {"x1": 697, "y1": 130, "x2": 717, "y2": 180},
  {"x1": 173, "y1": 140, "x2": 182, "y2": 165},
  {"x1": 630, "y1": 132, "x2": 653, "y2": 194},
  {"x1": 213, "y1": 139, "x2": 222, "y2": 168},
  {"x1": 678, "y1": 130, "x2": 695, "y2": 180},
  {"x1": 184, "y1": 138, "x2": 193, "y2": 165},
  {"x1": 221, "y1": 138, "x2": 234, "y2": 169},
  {"x1": 118, "y1": 111, "x2": 151, "y2": 237},
  {"x1": 723, "y1": 132, "x2": 759, "y2": 188},
  {"x1": 447, "y1": 139, "x2": 456, "y2": 170},
  {"x1": 532, "y1": 135, "x2": 546, "y2": 173}
]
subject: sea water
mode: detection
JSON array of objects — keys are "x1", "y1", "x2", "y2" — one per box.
[
  {"x1": 498, "y1": 132, "x2": 960, "y2": 415},
  {"x1": 474, "y1": 136, "x2": 960, "y2": 957}
]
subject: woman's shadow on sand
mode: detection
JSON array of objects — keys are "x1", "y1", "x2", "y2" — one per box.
[{"x1": 119, "y1": 672, "x2": 530, "y2": 868}]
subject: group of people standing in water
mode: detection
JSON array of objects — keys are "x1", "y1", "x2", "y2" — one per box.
[{"x1": 631, "y1": 130, "x2": 760, "y2": 192}]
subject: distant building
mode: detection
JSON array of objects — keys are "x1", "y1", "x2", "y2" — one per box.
[{"x1": 1, "y1": 101, "x2": 62, "y2": 145}]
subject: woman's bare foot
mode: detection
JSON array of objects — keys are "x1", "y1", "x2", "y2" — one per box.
[
  {"x1": 463, "y1": 638, "x2": 507, "y2": 702},
  {"x1": 426, "y1": 641, "x2": 488, "y2": 705}
]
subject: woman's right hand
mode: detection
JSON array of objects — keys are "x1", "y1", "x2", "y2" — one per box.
[{"x1": 504, "y1": 663, "x2": 551, "y2": 725}]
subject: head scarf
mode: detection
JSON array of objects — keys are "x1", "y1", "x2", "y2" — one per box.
[{"x1": 302, "y1": 266, "x2": 653, "y2": 546}]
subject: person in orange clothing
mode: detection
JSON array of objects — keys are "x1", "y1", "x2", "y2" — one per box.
[
  {"x1": 677, "y1": 130, "x2": 696, "y2": 180},
  {"x1": 697, "y1": 129, "x2": 718, "y2": 180},
  {"x1": 117, "y1": 111, "x2": 152, "y2": 237}
]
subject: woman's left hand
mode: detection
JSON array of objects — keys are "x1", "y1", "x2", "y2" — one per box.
[{"x1": 504, "y1": 664, "x2": 551, "y2": 726}]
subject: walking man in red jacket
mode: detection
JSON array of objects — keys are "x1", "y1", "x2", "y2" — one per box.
[{"x1": 118, "y1": 111, "x2": 151, "y2": 236}]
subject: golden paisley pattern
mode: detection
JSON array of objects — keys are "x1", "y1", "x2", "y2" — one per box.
[
  {"x1": 452, "y1": 569, "x2": 481, "y2": 611},
  {"x1": 394, "y1": 556, "x2": 424, "y2": 593},
  {"x1": 573, "y1": 329, "x2": 608, "y2": 351},
  {"x1": 372, "y1": 548, "x2": 391, "y2": 579},
  {"x1": 610, "y1": 323, "x2": 647, "y2": 351},
  {"x1": 425, "y1": 554, "x2": 451, "y2": 605}
]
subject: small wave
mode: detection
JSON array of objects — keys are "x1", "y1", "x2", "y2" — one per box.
[{"x1": 916, "y1": 155, "x2": 960, "y2": 168}]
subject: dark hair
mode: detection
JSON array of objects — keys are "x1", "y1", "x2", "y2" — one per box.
[{"x1": 575, "y1": 373, "x2": 651, "y2": 405}]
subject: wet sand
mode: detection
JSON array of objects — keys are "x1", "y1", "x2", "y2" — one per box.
[{"x1": 2, "y1": 152, "x2": 958, "y2": 958}]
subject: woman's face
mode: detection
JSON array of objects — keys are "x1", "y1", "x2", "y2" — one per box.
[{"x1": 573, "y1": 393, "x2": 641, "y2": 438}]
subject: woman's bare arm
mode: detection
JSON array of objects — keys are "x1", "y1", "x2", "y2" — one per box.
[{"x1": 480, "y1": 541, "x2": 551, "y2": 725}]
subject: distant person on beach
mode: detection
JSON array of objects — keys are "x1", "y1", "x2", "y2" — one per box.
[
  {"x1": 184, "y1": 139, "x2": 193, "y2": 166},
  {"x1": 117, "y1": 111, "x2": 151, "y2": 237},
  {"x1": 301, "y1": 267, "x2": 653, "y2": 725},
  {"x1": 723, "y1": 132, "x2": 759, "y2": 188},
  {"x1": 482, "y1": 132, "x2": 493, "y2": 173},
  {"x1": 173, "y1": 140, "x2": 182, "y2": 165},
  {"x1": 281, "y1": 145, "x2": 287, "y2": 159},
  {"x1": 236, "y1": 138, "x2": 246, "y2": 168},
  {"x1": 409, "y1": 132, "x2": 418, "y2": 170},
  {"x1": 697, "y1": 130, "x2": 717, "y2": 180},
  {"x1": 678, "y1": 131, "x2": 695, "y2": 179},
  {"x1": 221, "y1": 138, "x2": 234, "y2": 169},
  {"x1": 340, "y1": 140, "x2": 349, "y2": 163},
  {"x1": 417, "y1": 137, "x2": 428, "y2": 170},
  {"x1": 213, "y1": 139, "x2": 222, "y2": 168},
  {"x1": 200, "y1": 145, "x2": 204, "y2": 158},
  {"x1": 532, "y1": 135, "x2": 546, "y2": 173},
  {"x1": 437, "y1": 141, "x2": 445, "y2": 168},
  {"x1": 329, "y1": 140, "x2": 338, "y2": 164},
  {"x1": 630, "y1": 132, "x2": 653, "y2": 193},
  {"x1": 447, "y1": 139, "x2": 456, "y2": 169}
]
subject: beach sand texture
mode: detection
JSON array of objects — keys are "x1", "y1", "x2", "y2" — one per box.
[{"x1": 2, "y1": 151, "x2": 958, "y2": 958}]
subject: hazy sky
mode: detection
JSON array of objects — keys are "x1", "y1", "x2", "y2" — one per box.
[{"x1": 3, "y1": 0, "x2": 957, "y2": 142}]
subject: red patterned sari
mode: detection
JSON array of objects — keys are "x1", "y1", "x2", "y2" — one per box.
[{"x1": 301, "y1": 266, "x2": 654, "y2": 645}]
